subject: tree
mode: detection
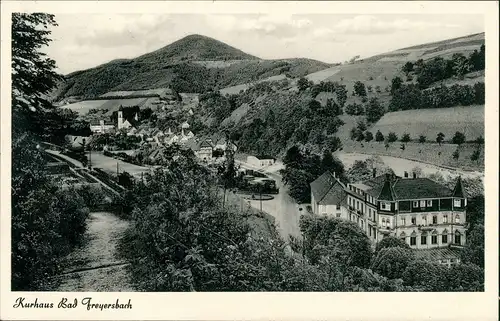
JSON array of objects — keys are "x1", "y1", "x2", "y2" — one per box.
[
  {"x1": 401, "y1": 133, "x2": 411, "y2": 143},
  {"x1": 475, "y1": 135, "x2": 484, "y2": 145},
  {"x1": 461, "y1": 224, "x2": 484, "y2": 268},
  {"x1": 402, "y1": 61, "x2": 414, "y2": 75},
  {"x1": 390, "y1": 77, "x2": 403, "y2": 95},
  {"x1": 353, "y1": 81, "x2": 367, "y2": 97},
  {"x1": 365, "y1": 131, "x2": 373, "y2": 142},
  {"x1": 366, "y1": 97, "x2": 385, "y2": 123},
  {"x1": 326, "y1": 136, "x2": 343, "y2": 152},
  {"x1": 436, "y1": 132, "x2": 445, "y2": 146},
  {"x1": 300, "y1": 215, "x2": 373, "y2": 269},
  {"x1": 451, "y1": 53, "x2": 471, "y2": 78},
  {"x1": 452, "y1": 148, "x2": 460, "y2": 160},
  {"x1": 402, "y1": 260, "x2": 449, "y2": 291},
  {"x1": 387, "y1": 132, "x2": 398, "y2": 143},
  {"x1": 452, "y1": 131, "x2": 466, "y2": 145},
  {"x1": 375, "y1": 130, "x2": 385, "y2": 142},
  {"x1": 297, "y1": 77, "x2": 310, "y2": 91},
  {"x1": 418, "y1": 135, "x2": 426, "y2": 143},
  {"x1": 284, "y1": 145, "x2": 303, "y2": 168},
  {"x1": 371, "y1": 247, "x2": 415, "y2": 280},
  {"x1": 375, "y1": 236, "x2": 410, "y2": 253},
  {"x1": 470, "y1": 149, "x2": 481, "y2": 163},
  {"x1": 12, "y1": 13, "x2": 62, "y2": 136}
]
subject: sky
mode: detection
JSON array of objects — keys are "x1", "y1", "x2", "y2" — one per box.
[{"x1": 45, "y1": 14, "x2": 484, "y2": 75}]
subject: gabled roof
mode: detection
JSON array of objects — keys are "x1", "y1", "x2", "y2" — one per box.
[
  {"x1": 310, "y1": 171, "x2": 346, "y2": 205},
  {"x1": 199, "y1": 139, "x2": 214, "y2": 149},
  {"x1": 361, "y1": 174, "x2": 454, "y2": 201}
]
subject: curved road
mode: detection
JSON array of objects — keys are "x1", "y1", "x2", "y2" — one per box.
[{"x1": 236, "y1": 161, "x2": 303, "y2": 240}]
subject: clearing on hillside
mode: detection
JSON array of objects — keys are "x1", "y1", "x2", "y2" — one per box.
[{"x1": 369, "y1": 105, "x2": 484, "y2": 140}]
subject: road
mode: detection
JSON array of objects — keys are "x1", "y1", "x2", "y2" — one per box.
[
  {"x1": 51, "y1": 212, "x2": 134, "y2": 291},
  {"x1": 235, "y1": 160, "x2": 303, "y2": 240}
]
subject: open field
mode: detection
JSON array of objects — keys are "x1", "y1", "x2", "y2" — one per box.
[
  {"x1": 62, "y1": 97, "x2": 160, "y2": 115},
  {"x1": 340, "y1": 141, "x2": 484, "y2": 172},
  {"x1": 99, "y1": 88, "x2": 172, "y2": 98},
  {"x1": 369, "y1": 105, "x2": 484, "y2": 140},
  {"x1": 219, "y1": 75, "x2": 287, "y2": 95}
]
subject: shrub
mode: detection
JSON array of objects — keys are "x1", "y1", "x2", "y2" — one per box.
[
  {"x1": 401, "y1": 133, "x2": 411, "y2": 143},
  {"x1": 387, "y1": 132, "x2": 398, "y2": 143},
  {"x1": 452, "y1": 131, "x2": 466, "y2": 145},
  {"x1": 375, "y1": 130, "x2": 385, "y2": 142},
  {"x1": 418, "y1": 135, "x2": 426, "y2": 143}
]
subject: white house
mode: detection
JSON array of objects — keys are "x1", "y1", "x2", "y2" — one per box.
[
  {"x1": 90, "y1": 120, "x2": 115, "y2": 134},
  {"x1": 246, "y1": 155, "x2": 275, "y2": 168},
  {"x1": 310, "y1": 171, "x2": 349, "y2": 219}
]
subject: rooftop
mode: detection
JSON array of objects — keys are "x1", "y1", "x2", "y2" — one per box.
[
  {"x1": 310, "y1": 171, "x2": 346, "y2": 205},
  {"x1": 361, "y1": 174, "x2": 455, "y2": 201},
  {"x1": 414, "y1": 247, "x2": 461, "y2": 262}
]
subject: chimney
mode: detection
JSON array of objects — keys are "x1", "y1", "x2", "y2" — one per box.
[
  {"x1": 372, "y1": 168, "x2": 377, "y2": 178},
  {"x1": 413, "y1": 172, "x2": 417, "y2": 179},
  {"x1": 404, "y1": 171, "x2": 409, "y2": 178}
]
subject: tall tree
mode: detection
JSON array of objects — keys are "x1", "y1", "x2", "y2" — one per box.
[
  {"x1": 365, "y1": 97, "x2": 385, "y2": 123},
  {"x1": 12, "y1": 13, "x2": 61, "y2": 136}
]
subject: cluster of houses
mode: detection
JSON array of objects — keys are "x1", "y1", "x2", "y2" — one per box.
[{"x1": 310, "y1": 170, "x2": 468, "y2": 267}]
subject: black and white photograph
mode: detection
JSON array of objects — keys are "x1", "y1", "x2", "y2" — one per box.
[{"x1": 1, "y1": 1, "x2": 499, "y2": 319}]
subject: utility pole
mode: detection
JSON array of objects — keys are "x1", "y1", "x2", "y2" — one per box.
[{"x1": 88, "y1": 143, "x2": 92, "y2": 169}]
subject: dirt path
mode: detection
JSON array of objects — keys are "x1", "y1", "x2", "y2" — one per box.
[{"x1": 53, "y1": 212, "x2": 134, "y2": 292}]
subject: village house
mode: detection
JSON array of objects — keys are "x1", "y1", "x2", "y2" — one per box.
[
  {"x1": 90, "y1": 119, "x2": 115, "y2": 134},
  {"x1": 195, "y1": 139, "x2": 214, "y2": 162},
  {"x1": 310, "y1": 171, "x2": 349, "y2": 219},
  {"x1": 310, "y1": 171, "x2": 468, "y2": 266},
  {"x1": 246, "y1": 155, "x2": 276, "y2": 168}
]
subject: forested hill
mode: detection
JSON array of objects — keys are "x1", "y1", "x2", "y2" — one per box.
[{"x1": 51, "y1": 34, "x2": 331, "y2": 101}]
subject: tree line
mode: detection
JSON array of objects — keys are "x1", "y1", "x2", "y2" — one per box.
[{"x1": 402, "y1": 45, "x2": 485, "y2": 89}]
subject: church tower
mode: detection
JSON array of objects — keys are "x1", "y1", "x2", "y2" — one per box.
[{"x1": 117, "y1": 105, "x2": 124, "y2": 130}]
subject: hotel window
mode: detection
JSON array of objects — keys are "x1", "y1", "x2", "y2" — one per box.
[
  {"x1": 401, "y1": 217, "x2": 406, "y2": 226},
  {"x1": 411, "y1": 216, "x2": 416, "y2": 225},
  {"x1": 432, "y1": 215, "x2": 438, "y2": 224},
  {"x1": 443, "y1": 215, "x2": 448, "y2": 223},
  {"x1": 421, "y1": 235, "x2": 427, "y2": 245},
  {"x1": 454, "y1": 199, "x2": 461, "y2": 207},
  {"x1": 426, "y1": 200, "x2": 432, "y2": 207},
  {"x1": 413, "y1": 201, "x2": 419, "y2": 208},
  {"x1": 410, "y1": 237, "x2": 417, "y2": 246},
  {"x1": 336, "y1": 204, "x2": 341, "y2": 210},
  {"x1": 442, "y1": 234, "x2": 448, "y2": 244},
  {"x1": 431, "y1": 232, "x2": 438, "y2": 244},
  {"x1": 422, "y1": 216, "x2": 427, "y2": 225},
  {"x1": 386, "y1": 218, "x2": 391, "y2": 227},
  {"x1": 381, "y1": 218, "x2": 386, "y2": 227},
  {"x1": 455, "y1": 214, "x2": 460, "y2": 223},
  {"x1": 454, "y1": 231, "x2": 462, "y2": 245},
  {"x1": 381, "y1": 202, "x2": 391, "y2": 211},
  {"x1": 336, "y1": 213, "x2": 341, "y2": 218},
  {"x1": 420, "y1": 200, "x2": 426, "y2": 208},
  {"x1": 400, "y1": 232, "x2": 406, "y2": 242}
]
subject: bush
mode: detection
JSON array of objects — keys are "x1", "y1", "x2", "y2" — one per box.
[
  {"x1": 401, "y1": 133, "x2": 411, "y2": 143},
  {"x1": 375, "y1": 130, "x2": 385, "y2": 142},
  {"x1": 365, "y1": 131, "x2": 373, "y2": 142},
  {"x1": 452, "y1": 131, "x2": 466, "y2": 145},
  {"x1": 418, "y1": 135, "x2": 426, "y2": 143},
  {"x1": 387, "y1": 132, "x2": 398, "y2": 143}
]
